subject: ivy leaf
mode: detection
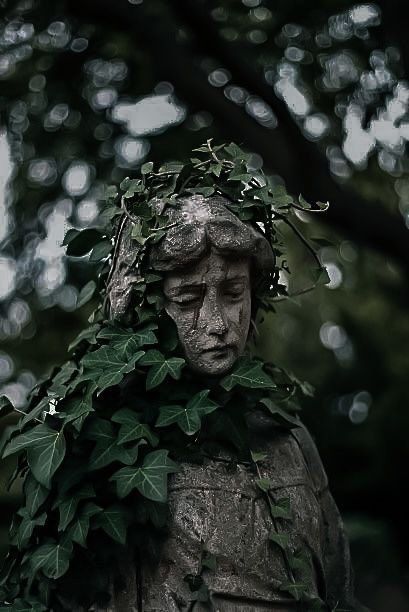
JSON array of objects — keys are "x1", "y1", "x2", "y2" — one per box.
[
  {"x1": 269, "y1": 531, "x2": 290, "y2": 551},
  {"x1": 279, "y1": 582, "x2": 308, "y2": 601},
  {"x1": 97, "y1": 324, "x2": 157, "y2": 355},
  {"x1": 112, "y1": 409, "x2": 158, "y2": 447},
  {"x1": 83, "y1": 417, "x2": 115, "y2": 441},
  {"x1": 250, "y1": 450, "x2": 267, "y2": 463},
  {"x1": 17, "y1": 397, "x2": 49, "y2": 429},
  {"x1": 139, "y1": 350, "x2": 185, "y2": 389},
  {"x1": 56, "y1": 484, "x2": 95, "y2": 531},
  {"x1": 67, "y1": 502, "x2": 102, "y2": 547},
  {"x1": 259, "y1": 398, "x2": 300, "y2": 428},
  {"x1": 187, "y1": 390, "x2": 218, "y2": 417},
  {"x1": 81, "y1": 346, "x2": 144, "y2": 392},
  {"x1": 76, "y1": 280, "x2": 96, "y2": 309},
  {"x1": 68, "y1": 514, "x2": 90, "y2": 548},
  {"x1": 24, "y1": 476, "x2": 49, "y2": 518},
  {"x1": 16, "y1": 512, "x2": 46, "y2": 550},
  {"x1": 61, "y1": 393, "x2": 94, "y2": 432},
  {"x1": 141, "y1": 161, "x2": 153, "y2": 174},
  {"x1": 68, "y1": 323, "x2": 101, "y2": 352},
  {"x1": 48, "y1": 361, "x2": 77, "y2": 396},
  {"x1": 269, "y1": 498, "x2": 292, "y2": 520},
  {"x1": 88, "y1": 436, "x2": 142, "y2": 471},
  {"x1": 0, "y1": 600, "x2": 47, "y2": 611},
  {"x1": 30, "y1": 540, "x2": 73, "y2": 579},
  {"x1": 89, "y1": 240, "x2": 112, "y2": 262},
  {"x1": 0, "y1": 395, "x2": 14, "y2": 419},
  {"x1": 3, "y1": 424, "x2": 66, "y2": 488},
  {"x1": 93, "y1": 504, "x2": 129, "y2": 545},
  {"x1": 111, "y1": 449, "x2": 179, "y2": 502},
  {"x1": 220, "y1": 358, "x2": 276, "y2": 391},
  {"x1": 98, "y1": 204, "x2": 122, "y2": 228},
  {"x1": 255, "y1": 478, "x2": 272, "y2": 493},
  {"x1": 65, "y1": 229, "x2": 103, "y2": 257},
  {"x1": 156, "y1": 404, "x2": 201, "y2": 436}
]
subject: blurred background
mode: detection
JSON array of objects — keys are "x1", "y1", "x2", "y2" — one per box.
[{"x1": 1, "y1": 0, "x2": 409, "y2": 609}]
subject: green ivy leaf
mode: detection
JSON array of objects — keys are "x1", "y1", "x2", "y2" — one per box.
[
  {"x1": 61, "y1": 393, "x2": 94, "y2": 432},
  {"x1": 30, "y1": 540, "x2": 73, "y2": 579},
  {"x1": 279, "y1": 581, "x2": 308, "y2": 601},
  {"x1": 48, "y1": 362, "x2": 77, "y2": 396},
  {"x1": 187, "y1": 390, "x2": 218, "y2": 417},
  {"x1": 259, "y1": 398, "x2": 299, "y2": 428},
  {"x1": 269, "y1": 498, "x2": 292, "y2": 520},
  {"x1": 255, "y1": 478, "x2": 272, "y2": 493},
  {"x1": 76, "y1": 280, "x2": 96, "y2": 309},
  {"x1": 81, "y1": 346, "x2": 144, "y2": 393},
  {"x1": 111, "y1": 449, "x2": 178, "y2": 502},
  {"x1": 141, "y1": 161, "x2": 154, "y2": 175},
  {"x1": 3, "y1": 424, "x2": 66, "y2": 488},
  {"x1": 220, "y1": 358, "x2": 276, "y2": 391},
  {"x1": 111, "y1": 409, "x2": 158, "y2": 447},
  {"x1": 62, "y1": 501, "x2": 100, "y2": 549},
  {"x1": 250, "y1": 450, "x2": 267, "y2": 463},
  {"x1": 24, "y1": 476, "x2": 49, "y2": 518},
  {"x1": 139, "y1": 350, "x2": 185, "y2": 389},
  {"x1": 56, "y1": 484, "x2": 95, "y2": 531},
  {"x1": 88, "y1": 435, "x2": 142, "y2": 472},
  {"x1": 68, "y1": 514, "x2": 90, "y2": 548},
  {"x1": 97, "y1": 324, "x2": 157, "y2": 355},
  {"x1": 268, "y1": 531, "x2": 290, "y2": 551},
  {"x1": 16, "y1": 512, "x2": 46, "y2": 550},
  {"x1": 68, "y1": 323, "x2": 101, "y2": 352},
  {"x1": 0, "y1": 395, "x2": 14, "y2": 419},
  {"x1": 156, "y1": 404, "x2": 201, "y2": 435},
  {"x1": 65, "y1": 229, "x2": 103, "y2": 257},
  {"x1": 93, "y1": 504, "x2": 129, "y2": 545},
  {"x1": 0, "y1": 600, "x2": 47, "y2": 611},
  {"x1": 89, "y1": 240, "x2": 112, "y2": 263}
]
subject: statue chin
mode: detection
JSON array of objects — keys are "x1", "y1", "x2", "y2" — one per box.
[{"x1": 187, "y1": 346, "x2": 238, "y2": 376}]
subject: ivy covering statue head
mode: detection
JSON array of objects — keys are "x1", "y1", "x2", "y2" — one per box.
[
  {"x1": 0, "y1": 142, "x2": 363, "y2": 612},
  {"x1": 109, "y1": 194, "x2": 275, "y2": 376}
]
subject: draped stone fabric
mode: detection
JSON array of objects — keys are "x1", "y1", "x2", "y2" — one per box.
[{"x1": 83, "y1": 425, "x2": 359, "y2": 612}]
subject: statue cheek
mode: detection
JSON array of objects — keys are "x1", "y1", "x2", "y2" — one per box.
[{"x1": 165, "y1": 305, "x2": 196, "y2": 343}]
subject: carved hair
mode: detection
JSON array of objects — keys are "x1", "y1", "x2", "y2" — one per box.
[{"x1": 107, "y1": 195, "x2": 275, "y2": 323}]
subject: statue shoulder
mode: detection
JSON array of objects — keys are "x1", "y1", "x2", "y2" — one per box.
[{"x1": 288, "y1": 424, "x2": 329, "y2": 495}]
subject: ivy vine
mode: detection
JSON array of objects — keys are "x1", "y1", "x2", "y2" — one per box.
[{"x1": 0, "y1": 141, "x2": 331, "y2": 611}]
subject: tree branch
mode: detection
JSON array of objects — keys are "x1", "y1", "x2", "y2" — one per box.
[{"x1": 65, "y1": 0, "x2": 409, "y2": 271}]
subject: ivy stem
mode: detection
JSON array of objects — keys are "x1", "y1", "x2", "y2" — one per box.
[
  {"x1": 254, "y1": 462, "x2": 297, "y2": 586},
  {"x1": 274, "y1": 213, "x2": 323, "y2": 271}
]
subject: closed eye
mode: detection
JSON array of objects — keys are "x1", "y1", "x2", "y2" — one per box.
[
  {"x1": 222, "y1": 280, "x2": 247, "y2": 300},
  {"x1": 167, "y1": 286, "x2": 204, "y2": 308}
]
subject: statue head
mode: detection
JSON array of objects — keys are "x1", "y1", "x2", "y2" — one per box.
[{"x1": 108, "y1": 195, "x2": 275, "y2": 376}]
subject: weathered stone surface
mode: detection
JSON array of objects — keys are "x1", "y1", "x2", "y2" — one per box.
[
  {"x1": 163, "y1": 251, "x2": 251, "y2": 376},
  {"x1": 84, "y1": 425, "x2": 356, "y2": 611},
  {"x1": 91, "y1": 195, "x2": 361, "y2": 612}
]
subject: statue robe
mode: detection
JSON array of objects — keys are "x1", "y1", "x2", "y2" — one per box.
[{"x1": 86, "y1": 424, "x2": 358, "y2": 612}]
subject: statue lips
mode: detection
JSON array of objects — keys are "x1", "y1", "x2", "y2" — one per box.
[{"x1": 201, "y1": 343, "x2": 235, "y2": 357}]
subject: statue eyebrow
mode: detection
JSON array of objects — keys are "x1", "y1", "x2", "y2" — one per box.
[
  {"x1": 223, "y1": 275, "x2": 248, "y2": 283},
  {"x1": 165, "y1": 283, "x2": 204, "y2": 296}
]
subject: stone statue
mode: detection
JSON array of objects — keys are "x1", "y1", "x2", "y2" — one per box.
[
  {"x1": 0, "y1": 143, "x2": 371, "y2": 612},
  {"x1": 100, "y1": 195, "x2": 360, "y2": 612}
]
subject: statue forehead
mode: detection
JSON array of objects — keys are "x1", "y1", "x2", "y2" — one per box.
[
  {"x1": 166, "y1": 195, "x2": 231, "y2": 222},
  {"x1": 163, "y1": 251, "x2": 250, "y2": 289}
]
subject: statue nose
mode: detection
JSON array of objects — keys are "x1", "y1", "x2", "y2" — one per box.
[{"x1": 206, "y1": 302, "x2": 228, "y2": 336}]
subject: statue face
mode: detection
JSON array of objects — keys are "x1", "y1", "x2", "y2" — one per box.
[{"x1": 163, "y1": 250, "x2": 251, "y2": 376}]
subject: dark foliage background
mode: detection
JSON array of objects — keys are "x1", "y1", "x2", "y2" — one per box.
[{"x1": 1, "y1": 1, "x2": 409, "y2": 609}]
